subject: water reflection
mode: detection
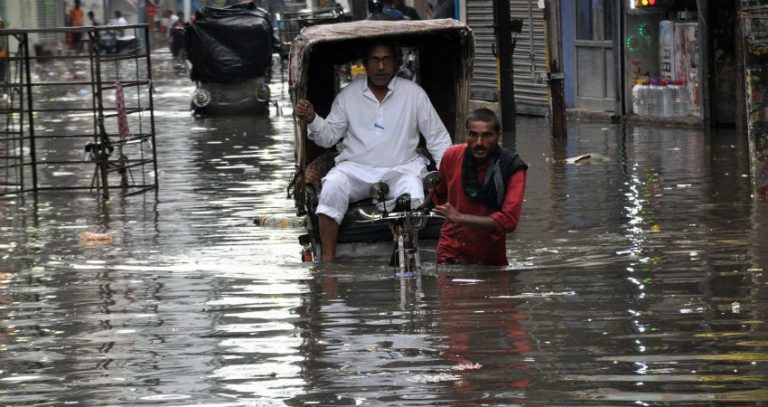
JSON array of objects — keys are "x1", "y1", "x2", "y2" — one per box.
[{"x1": 1, "y1": 49, "x2": 767, "y2": 406}]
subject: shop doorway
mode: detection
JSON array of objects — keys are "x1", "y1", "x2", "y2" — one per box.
[{"x1": 572, "y1": 0, "x2": 616, "y2": 111}]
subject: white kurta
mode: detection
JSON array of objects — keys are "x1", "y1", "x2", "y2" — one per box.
[
  {"x1": 307, "y1": 76, "x2": 452, "y2": 223},
  {"x1": 307, "y1": 76, "x2": 451, "y2": 169}
]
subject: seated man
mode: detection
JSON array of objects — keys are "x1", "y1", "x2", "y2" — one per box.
[
  {"x1": 294, "y1": 40, "x2": 452, "y2": 262},
  {"x1": 432, "y1": 108, "x2": 527, "y2": 265}
]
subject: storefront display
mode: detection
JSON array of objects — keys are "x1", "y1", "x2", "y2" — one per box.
[{"x1": 625, "y1": 0, "x2": 701, "y2": 118}]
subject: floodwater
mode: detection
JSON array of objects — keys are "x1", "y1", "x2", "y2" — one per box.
[{"x1": 1, "y1": 49, "x2": 768, "y2": 406}]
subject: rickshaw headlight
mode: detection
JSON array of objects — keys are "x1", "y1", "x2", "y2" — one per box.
[
  {"x1": 256, "y1": 82, "x2": 270, "y2": 103},
  {"x1": 192, "y1": 88, "x2": 211, "y2": 108}
]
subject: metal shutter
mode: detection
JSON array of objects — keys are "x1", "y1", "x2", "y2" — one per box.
[
  {"x1": 466, "y1": 0, "x2": 497, "y2": 101},
  {"x1": 510, "y1": 0, "x2": 548, "y2": 115},
  {"x1": 466, "y1": 0, "x2": 549, "y2": 115}
]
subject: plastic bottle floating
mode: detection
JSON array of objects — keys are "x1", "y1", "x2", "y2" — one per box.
[{"x1": 253, "y1": 216, "x2": 305, "y2": 229}]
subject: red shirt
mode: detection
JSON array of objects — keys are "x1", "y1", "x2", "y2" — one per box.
[{"x1": 434, "y1": 144, "x2": 526, "y2": 265}]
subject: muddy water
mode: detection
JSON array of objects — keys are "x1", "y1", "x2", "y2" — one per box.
[{"x1": 1, "y1": 50, "x2": 767, "y2": 406}]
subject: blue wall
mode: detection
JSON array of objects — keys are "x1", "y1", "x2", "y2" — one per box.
[{"x1": 561, "y1": 0, "x2": 575, "y2": 107}]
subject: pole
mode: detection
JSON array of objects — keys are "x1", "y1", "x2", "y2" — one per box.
[
  {"x1": 544, "y1": 0, "x2": 566, "y2": 138},
  {"x1": 614, "y1": 0, "x2": 625, "y2": 118},
  {"x1": 493, "y1": 0, "x2": 516, "y2": 140},
  {"x1": 22, "y1": 33, "x2": 38, "y2": 193},
  {"x1": 139, "y1": 0, "x2": 146, "y2": 24}
]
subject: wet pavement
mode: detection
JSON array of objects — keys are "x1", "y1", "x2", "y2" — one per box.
[{"x1": 1, "y1": 49, "x2": 768, "y2": 406}]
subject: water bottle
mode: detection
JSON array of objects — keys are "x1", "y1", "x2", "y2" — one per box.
[
  {"x1": 633, "y1": 83, "x2": 650, "y2": 116},
  {"x1": 253, "y1": 215, "x2": 305, "y2": 228},
  {"x1": 632, "y1": 84, "x2": 643, "y2": 115},
  {"x1": 669, "y1": 83, "x2": 690, "y2": 116},
  {"x1": 648, "y1": 84, "x2": 663, "y2": 117},
  {"x1": 661, "y1": 85, "x2": 674, "y2": 117}
]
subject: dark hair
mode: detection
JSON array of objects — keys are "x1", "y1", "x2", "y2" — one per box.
[
  {"x1": 363, "y1": 39, "x2": 397, "y2": 60},
  {"x1": 466, "y1": 108, "x2": 501, "y2": 133}
]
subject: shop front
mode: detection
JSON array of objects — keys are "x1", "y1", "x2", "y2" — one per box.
[
  {"x1": 561, "y1": 0, "x2": 738, "y2": 126},
  {"x1": 622, "y1": 0, "x2": 703, "y2": 122}
]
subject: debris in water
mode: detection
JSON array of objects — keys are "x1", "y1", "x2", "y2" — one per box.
[
  {"x1": 451, "y1": 362, "x2": 483, "y2": 371},
  {"x1": 731, "y1": 301, "x2": 741, "y2": 314},
  {"x1": 565, "y1": 153, "x2": 612, "y2": 165},
  {"x1": 565, "y1": 154, "x2": 591, "y2": 164},
  {"x1": 493, "y1": 291, "x2": 576, "y2": 299},
  {"x1": 79, "y1": 231, "x2": 114, "y2": 243},
  {"x1": 253, "y1": 216, "x2": 305, "y2": 228}
]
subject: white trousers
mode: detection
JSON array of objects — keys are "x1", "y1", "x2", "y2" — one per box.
[{"x1": 316, "y1": 160, "x2": 426, "y2": 224}]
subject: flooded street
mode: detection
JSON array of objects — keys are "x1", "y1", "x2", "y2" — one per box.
[{"x1": 2, "y1": 49, "x2": 768, "y2": 406}]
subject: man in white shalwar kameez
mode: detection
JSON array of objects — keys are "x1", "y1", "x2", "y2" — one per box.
[{"x1": 295, "y1": 40, "x2": 452, "y2": 262}]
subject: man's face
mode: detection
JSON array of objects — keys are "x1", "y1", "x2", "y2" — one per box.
[
  {"x1": 365, "y1": 45, "x2": 396, "y2": 88},
  {"x1": 466, "y1": 120, "x2": 500, "y2": 163}
]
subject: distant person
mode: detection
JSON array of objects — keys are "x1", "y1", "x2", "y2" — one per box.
[
  {"x1": 368, "y1": 0, "x2": 404, "y2": 20},
  {"x1": 167, "y1": 11, "x2": 183, "y2": 34},
  {"x1": 393, "y1": 0, "x2": 420, "y2": 20},
  {"x1": 167, "y1": 10, "x2": 179, "y2": 37},
  {"x1": 68, "y1": 0, "x2": 85, "y2": 53},
  {"x1": 86, "y1": 11, "x2": 102, "y2": 53},
  {"x1": 113, "y1": 10, "x2": 136, "y2": 40},
  {"x1": 161, "y1": 9, "x2": 173, "y2": 35},
  {"x1": 169, "y1": 12, "x2": 185, "y2": 58},
  {"x1": 113, "y1": 10, "x2": 128, "y2": 26},
  {"x1": 145, "y1": 0, "x2": 158, "y2": 31},
  {"x1": 431, "y1": 108, "x2": 527, "y2": 265},
  {"x1": 87, "y1": 10, "x2": 100, "y2": 26}
]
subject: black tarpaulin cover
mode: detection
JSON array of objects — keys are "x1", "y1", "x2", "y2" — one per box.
[{"x1": 185, "y1": 3, "x2": 274, "y2": 84}]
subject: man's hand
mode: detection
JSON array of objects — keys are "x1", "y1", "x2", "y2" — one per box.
[
  {"x1": 295, "y1": 99, "x2": 316, "y2": 123},
  {"x1": 433, "y1": 202, "x2": 462, "y2": 224},
  {"x1": 434, "y1": 202, "x2": 499, "y2": 231}
]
